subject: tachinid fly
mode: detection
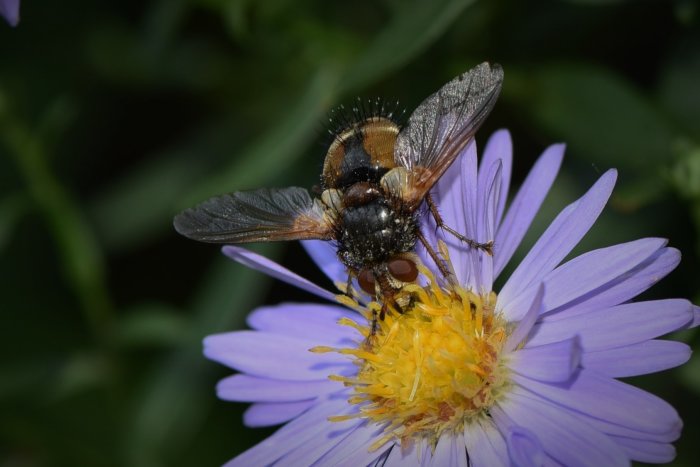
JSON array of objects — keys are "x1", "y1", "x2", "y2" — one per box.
[{"x1": 174, "y1": 62, "x2": 504, "y2": 326}]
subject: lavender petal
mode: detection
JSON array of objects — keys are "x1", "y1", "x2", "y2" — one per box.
[
  {"x1": 474, "y1": 159, "x2": 502, "y2": 290},
  {"x1": 479, "y1": 129, "x2": 513, "y2": 226},
  {"x1": 499, "y1": 169, "x2": 617, "y2": 312},
  {"x1": 429, "y1": 435, "x2": 468, "y2": 467},
  {"x1": 225, "y1": 393, "x2": 354, "y2": 466},
  {"x1": 315, "y1": 421, "x2": 387, "y2": 467},
  {"x1": 543, "y1": 247, "x2": 681, "y2": 321},
  {"x1": 302, "y1": 239, "x2": 347, "y2": 286},
  {"x1": 685, "y1": 304, "x2": 700, "y2": 329},
  {"x1": 216, "y1": 374, "x2": 341, "y2": 402},
  {"x1": 204, "y1": 331, "x2": 353, "y2": 380},
  {"x1": 510, "y1": 337, "x2": 581, "y2": 383},
  {"x1": 506, "y1": 426, "x2": 546, "y2": 467},
  {"x1": 538, "y1": 238, "x2": 667, "y2": 312},
  {"x1": 581, "y1": 340, "x2": 691, "y2": 377},
  {"x1": 243, "y1": 399, "x2": 315, "y2": 427},
  {"x1": 246, "y1": 302, "x2": 363, "y2": 342},
  {"x1": 280, "y1": 413, "x2": 362, "y2": 466},
  {"x1": 429, "y1": 142, "x2": 479, "y2": 285},
  {"x1": 528, "y1": 299, "x2": 693, "y2": 350},
  {"x1": 501, "y1": 387, "x2": 628, "y2": 466},
  {"x1": 513, "y1": 370, "x2": 681, "y2": 435},
  {"x1": 463, "y1": 419, "x2": 509, "y2": 467},
  {"x1": 222, "y1": 245, "x2": 337, "y2": 302},
  {"x1": 0, "y1": 0, "x2": 19, "y2": 26},
  {"x1": 494, "y1": 143, "x2": 564, "y2": 278},
  {"x1": 504, "y1": 284, "x2": 544, "y2": 353},
  {"x1": 612, "y1": 436, "x2": 676, "y2": 464}
]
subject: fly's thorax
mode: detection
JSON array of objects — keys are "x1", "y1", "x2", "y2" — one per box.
[{"x1": 337, "y1": 197, "x2": 418, "y2": 271}]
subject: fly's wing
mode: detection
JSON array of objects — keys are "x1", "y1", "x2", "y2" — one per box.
[
  {"x1": 394, "y1": 62, "x2": 503, "y2": 207},
  {"x1": 173, "y1": 187, "x2": 334, "y2": 243}
]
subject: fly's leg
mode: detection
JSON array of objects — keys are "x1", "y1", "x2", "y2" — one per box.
[
  {"x1": 344, "y1": 272, "x2": 355, "y2": 298},
  {"x1": 417, "y1": 230, "x2": 452, "y2": 278},
  {"x1": 366, "y1": 272, "x2": 400, "y2": 340},
  {"x1": 425, "y1": 193, "x2": 493, "y2": 255}
]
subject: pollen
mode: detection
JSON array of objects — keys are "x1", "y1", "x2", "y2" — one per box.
[{"x1": 327, "y1": 266, "x2": 511, "y2": 451}]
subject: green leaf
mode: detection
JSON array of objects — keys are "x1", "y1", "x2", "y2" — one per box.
[
  {"x1": 669, "y1": 145, "x2": 700, "y2": 200},
  {"x1": 182, "y1": 69, "x2": 339, "y2": 205},
  {"x1": 558, "y1": 0, "x2": 632, "y2": 4},
  {"x1": 339, "y1": 0, "x2": 477, "y2": 94},
  {"x1": 508, "y1": 63, "x2": 676, "y2": 174},
  {"x1": 49, "y1": 352, "x2": 114, "y2": 401},
  {"x1": 0, "y1": 192, "x2": 30, "y2": 252},
  {"x1": 114, "y1": 304, "x2": 191, "y2": 348},
  {"x1": 658, "y1": 36, "x2": 700, "y2": 138},
  {"x1": 89, "y1": 145, "x2": 211, "y2": 252}
]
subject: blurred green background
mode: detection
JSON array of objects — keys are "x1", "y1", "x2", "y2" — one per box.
[{"x1": 1, "y1": 0, "x2": 699, "y2": 465}]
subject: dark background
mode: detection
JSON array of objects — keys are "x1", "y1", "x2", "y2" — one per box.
[{"x1": 1, "y1": 0, "x2": 699, "y2": 465}]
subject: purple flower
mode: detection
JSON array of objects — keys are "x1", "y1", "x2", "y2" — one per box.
[
  {"x1": 0, "y1": 0, "x2": 19, "y2": 26},
  {"x1": 205, "y1": 129, "x2": 699, "y2": 466}
]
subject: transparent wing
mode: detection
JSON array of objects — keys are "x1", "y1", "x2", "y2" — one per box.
[
  {"x1": 394, "y1": 62, "x2": 503, "y2": 206},
  {"x1": 173, "y1": 186, "x2": 334, "y2": 243}
]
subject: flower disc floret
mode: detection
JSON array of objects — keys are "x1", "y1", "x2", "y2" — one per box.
[{"x1": 321, "y1": 268, "x2": 511, "y2": 451}]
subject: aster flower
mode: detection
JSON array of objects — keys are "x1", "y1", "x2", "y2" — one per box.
[
  {"x1": 204, "y1": 129, "x2": 699, "y2": 466},
  {"x1": 0, "y1": 0, "x2": 19, "y2": 26}
]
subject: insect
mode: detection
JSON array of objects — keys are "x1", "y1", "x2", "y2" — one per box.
[{"x1": 174, "y1": 62, "x2": 503, "y2": 327}]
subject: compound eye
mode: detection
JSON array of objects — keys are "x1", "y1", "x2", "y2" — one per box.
[
  {"x1": 357, "y1": 269, "x2": 377, "y2": 295},
  {"x1": 388, "y1": 258, "x2": 418, "y2": 283}
]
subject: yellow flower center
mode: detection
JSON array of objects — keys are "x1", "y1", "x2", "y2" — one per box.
[{"x1": 313, "y1": 266, "x2": 512, "y2": 451}]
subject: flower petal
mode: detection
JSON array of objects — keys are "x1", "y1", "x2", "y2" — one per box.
[
  {"x1": 510, "y1": 337, "x2": 581, "y2": 383},
  {"x1": 430, "y1": 435, "x2": 467, "y2": 467},
  {"x1": 243, "y1": 399, "x2": 315, "y2": 427},
  {"x1": 474, "y1": 159, "x2": 502, "y2": 289},
  {"x1": 612, "y1": 436, "x2": 676, "y2": 464},
  {"x1": 428, "y1": 141, "x2": 479, "y2": 285},
  {"x1": 246, "y1": 302, "x2": 363, "y2": 342},
  {"x1": 479, "y1": 129, "x2": 513, "y2": 226},
  {"x1": 504, "y1": 284, "x2": 544, "y2": 353},
  {"x1": 578, "y1": 410, "x2": 680, "y2": 443},
  {"x1": 539, "y1": 238, "x2": 667, "y2": 312},
  {"x1": 463, "y1": 419, "x2": 509, "y2": 467},
  {"x1": 280, "y1": 414, "x2": 362, "y2": 466},
  {"x1": 500, "y1": 387, "x2": 628, "y2": 466},
  {"x1": 302, "y1": 239, "x2": 347, "y2": 286},
  {"x1": 513, "y1": 370, "x2": 681, "y2": 435},
  {"x1": 315, "y1": 421, "x2": 387, "y2": 467},
  {"x1": 499, "y1": 169, "x2": 617, "y2": 312},
  {"x1": 204, "y1": 331, "x2": 352, "y2": 380},
  {"x1": 381, "y1": 445, "x2": 404, "y2": 467},
  {"x1": 543, "y1": 246, "x2": 681, "y2": 321},
  {"x1": 0, "y1": 0, "x2": 19, "y2": 26},
  {"x1": 528, "y1": 299, "x2": 693, "y2": 350},
  {"x1": 494, "y1": 143, "x2": 564, "y2": 277},
  {"x1": 222, "y1": 245, "x2": 337, "y2": 302},
  {"x1": 685, "y1": 304, "x2": 700, "y2": 329},
  {"x1": 225, "y1": 393, "x2": 354, "y2": 466},
  {"x1": 216, "y1": 374, "x2": 341, "y2": 402},
  {"x1": 582, "y1": 340, "x2": 691, "y2": 377},
  {"x1": 506, "y1": 426, "x2": 545, "y2": 467}
]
